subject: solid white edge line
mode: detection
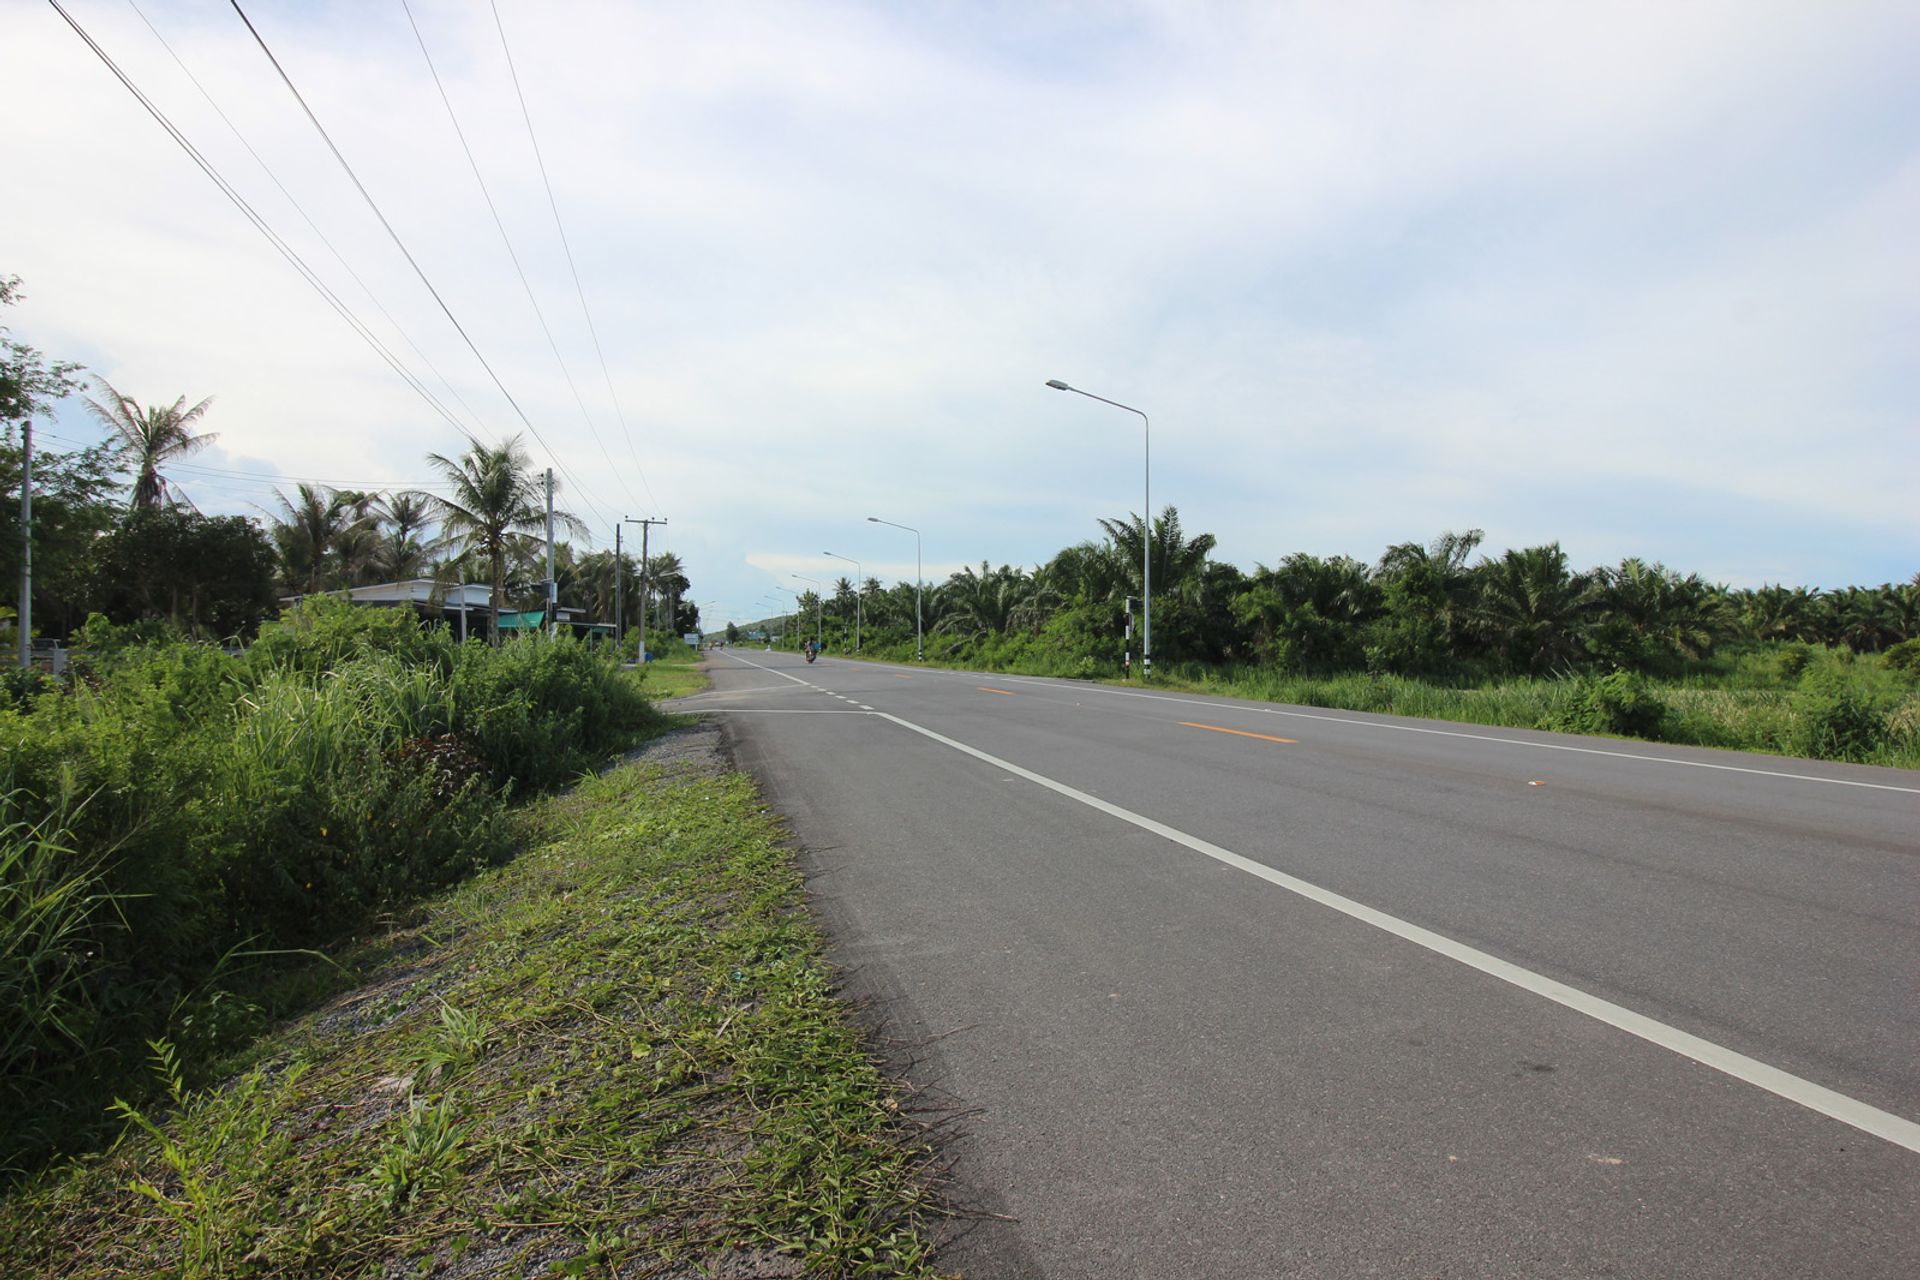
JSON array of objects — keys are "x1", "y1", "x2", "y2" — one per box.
[
  {"x1": 718, "y1": 650, "x2": 815, "y2": 687},
  {"x1": 870, "y1": 708, "x2": 1920, "y2": 1154}
]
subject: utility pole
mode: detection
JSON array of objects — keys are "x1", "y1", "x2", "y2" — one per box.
[
  {"x1": 624, "y1": 516, "x2": 667, "y2": 659},
  {"x1": 613, "y1": 522, "x2": 623, "y2": 651},
  {"x1": 17, "y1": 420, "x2": 31, "y2": 670},
  {"x1": 544, "y1": 468, "x2": 556, "y2": 638}
]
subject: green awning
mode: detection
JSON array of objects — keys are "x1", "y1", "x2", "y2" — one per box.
[{"x1": 495, "y1": 610, "x2": 548, "y2": 630}]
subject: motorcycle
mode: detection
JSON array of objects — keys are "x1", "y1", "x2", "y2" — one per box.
[{"x1": 804, "y1": 648, "x2": 817, "y2": 664}]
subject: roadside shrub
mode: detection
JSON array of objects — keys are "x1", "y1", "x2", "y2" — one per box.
[
  {"x1": 1541, "y1": 671, "x2": 1668, "y2": 739},
  {"x1": 1775, "y1": 643, "x2": 1814, "y2": 682},
  {"x1": 0, "y1": 795, "x2": 109, "y2": 1096},
  {"x1": 1884, "y1": 639, "x2": 1920, "y2": 678},
  {"x1": 0, "y1": 617, "x2": 657, "y2": 1176},
  {"x1": 1886, "y1": 699, "x2": 1920, "y2": 753},
  {"x1": 1789, "y1": 676, "x2": 1888, "y2": 762},
  {"x1": 451, "y1": 632, "x2": 653, "y2": 790},
  {"x1": 243, "y1": 596, "x2": 451, "y2": 678}
]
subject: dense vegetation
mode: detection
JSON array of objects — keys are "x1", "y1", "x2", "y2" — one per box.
[
  {"x1": 758, "y1": 512, "x2": 1920, "y2": 766},
  {"x1": 0, "y1": 599, "x2": 660, "y2": 1176},
  {"x1": 0, "y1": 739, "x2": 941, "y2": 1278}
]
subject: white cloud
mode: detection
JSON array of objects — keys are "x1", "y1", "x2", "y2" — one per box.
[{"x1": 5, "y1": 0, "x2": 1915, "y2": 624}]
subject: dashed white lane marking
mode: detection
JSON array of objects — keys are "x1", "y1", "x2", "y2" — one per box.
[{"x1": 868, "y1": 707, "x2": 1920, "y2": 1155}]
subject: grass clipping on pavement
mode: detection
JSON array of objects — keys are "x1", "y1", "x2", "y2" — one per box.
[{"x1": 0, "y1": 729, "x2": 945, "y2": 1278}]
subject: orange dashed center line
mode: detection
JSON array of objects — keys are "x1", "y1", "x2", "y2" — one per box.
[
  {"x1": 1180, "y1": 721, "x2": 1297, "y2": 744},
  {"x1": 977, "y1": 687, "x2": 1016, "y2": 696}
]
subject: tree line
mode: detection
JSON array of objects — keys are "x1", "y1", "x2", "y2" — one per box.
[
  {"x1": 764, "y1": 507, "x2": 1919, "y2": 679},
  {"x1": 3, "y1": 274, "x2": 693, "y2": 647}
]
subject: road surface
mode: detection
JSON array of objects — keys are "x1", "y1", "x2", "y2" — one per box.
[{"x1": 675, "y1": 650, "x2": 1919, "y2": 1277}]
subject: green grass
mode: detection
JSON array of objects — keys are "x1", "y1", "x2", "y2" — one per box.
[
  {"x1": 0, "y1": 742, "x2": 946, "y2": 1278},
  {"x1": 638, "y1": 647, "x2": 711, "y2": 700}
]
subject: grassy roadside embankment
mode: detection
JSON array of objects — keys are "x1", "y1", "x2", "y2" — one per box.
[
  {"x1": 0, "y1": 725, "x2": 945, "y2": 1278},
  {"x1": 636, "y1": 642, "x2": 711, "y2": 700}
]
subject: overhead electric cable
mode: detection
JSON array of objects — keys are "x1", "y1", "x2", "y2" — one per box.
[
  {"x1": 223, "y1": 0, "x2": 613, "y2": 536},
  {"x1": 46, "y1": 0, "x2": 475, "y2": 442},
  {"x1": 398, "y1": 0, "x2": 639, "y2": 513},
  {"x1": 491, "y1": 0, "x2": 659, "y2": 510},
  {"x1": 125, "y1": 0, "x2": 494, "y2": 442}
]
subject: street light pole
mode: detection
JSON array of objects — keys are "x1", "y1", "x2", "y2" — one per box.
[
  {"x1": 867, "y1": 516, "x2": 921, "y2": 661},
  {"x1": 790, "y1": 573, "x2": 823, "y2": 648},
  {"x1": 1046, "y1": 379, "x2": 1152, "y2": 679},
  {"x1": 823, "y1": 551, "x2": 862, "y2": 651}
]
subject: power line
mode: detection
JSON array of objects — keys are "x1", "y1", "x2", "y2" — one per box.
[
  {"x1": 124, "y1": 0, "x2": 494, "y2": 443},
  {"x1": 223, "y1": 0, "x2": 614, "y2": 536},
  {"x1": 31, "y1": 428, "x2": 455, "y2": 492},
  {"x1": 47, "y1": 0, "x2": 480, "y2": 444},
  {"x1": 398, "y1": 0, "x2": 639, "y2": 514},
  {"x1": 490, "y1": 0, "x2": 659, "y2": 512}
]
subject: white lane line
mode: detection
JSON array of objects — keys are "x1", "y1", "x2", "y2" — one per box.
[
  {"x1": 871, "y1": 708, "x2": 1920, "y2": 1154},
  {"x1": 691, "y1": 709, "x2": 871, "y2": 715},
  {"x1": 859, "y1": 705, "x2": 875, "y2": 711},
  {"x1": 914, "y1": 671, "x2": 1920, "y2": 797},
  {"x1": 717, "y1": 651, "x2": 815, "y2": 687}
]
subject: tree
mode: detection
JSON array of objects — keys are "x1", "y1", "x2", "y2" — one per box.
[
  {"x1": 271, "y1": 483, "x2": 365, "y2": 595},
  {"x1": 81, "y1": 376, "x2": 217, "y2": 511},
  {"x1": 1235, "y1": 553, "x2": 1378, "y2": 670},
  {"x1": 425, "y1": 436, "x2": 582, "y2": 642},
  {"x1": 372, "y1": 490, "x2": 434, "y2": 581},
  {"x1": 1, "y1": 275, "x2": 85, "y2": 426},
  {"x1": 1586, "y1": 558, "x2": 1730, "y2": 672},
  {"x1": 1, "y1": 429, "x2": 121, "y2": 640},
  {"x1": 1469, "y1": 544, "x2": 1594, "y2": 675},
  {"x1": 933, "y1": 562, "x2": 1031, "y2": 645},
  {"x1": 89, "y1": 507, "x2": 278, "y2": 639},
  {"x1": 644, "y1": 551, "x2": 690, "y2": 634},
  {"x1": 1095, "y1": 505, "x2": 1217, "y2": 606},
  {"x1": 2, "y1": 276, "x2": 100, "y2": 642}
]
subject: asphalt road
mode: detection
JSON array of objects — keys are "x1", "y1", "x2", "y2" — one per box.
[{"x1": 676, "y1": 650, "x2": 1919, "y2": 1278}]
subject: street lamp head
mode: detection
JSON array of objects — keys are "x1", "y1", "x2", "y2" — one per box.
[
  {"x1": 866, "y1": 516, "x2": 879, "y2": 523},
  {"x1": 1045, "y1": 379, "x2": 1071, "y2": 391}
]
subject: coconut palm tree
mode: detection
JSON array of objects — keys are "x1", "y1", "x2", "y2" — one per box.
[
  {"x1": 643, "y1": 551, "x2": 690, "y2": 634},
  {"x1": 271, "y1": 482, "x2": 359, "y2": 594},
  {"x1": 425, "y1": 436, "x2": 584, "y2": 642},
  {"x1": 82, "y1": 376, "x2": 217, "y2": 511},
  {"x1": 372, "y1": 490, "x2": 435, "y2": 581}
]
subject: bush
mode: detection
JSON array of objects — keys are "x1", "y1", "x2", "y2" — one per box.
[
  {"x1": 0, "y1": 609, "x2": 660, "y2": 1175},
  {"x1": 1776, "y1": 643, "x2": 1815, "y2": 681},
  {"x1": 1884, "y1": 638, "x2": 1920, "y2": 677},
  {"x1": 1542, "y1": 671, "x2": 1668, "y2": 739},
  {"x1": 1789, "y1": 676, "x2": 1888, "y2": 762}
]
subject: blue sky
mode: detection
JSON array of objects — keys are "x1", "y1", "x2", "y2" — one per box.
[{"x1": 5, "y1": 0, "x2": 1915, "y2": 626}]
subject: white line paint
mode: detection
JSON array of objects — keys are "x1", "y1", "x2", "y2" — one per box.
[
  {"x1": 717, "y1": 651, "x2": 816, "y2": 687},
  {"x1": 851, "y1": 658, "x2": 1920, "y2": 797},
  {"x1": 870, "y1": 708, "x2": 1920, "y2": 1154},
  {"x1": 688, "y1": 709, "x2": 871, "y2": 715}
]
